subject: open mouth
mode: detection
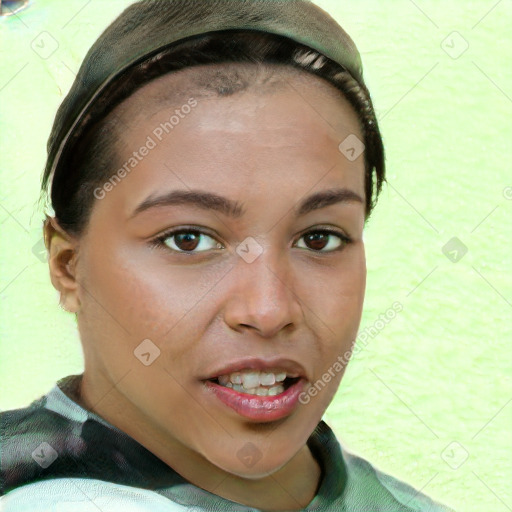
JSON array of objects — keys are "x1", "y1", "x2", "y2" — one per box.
[
  {"x1": 201, "y1": 360, "x2": 308, "y2": 421},
  {"x1": 207, "y1": 375, "x2": 301, "y2": 397},
  {"x1": 203, "y1": 365, "x2": 307, "y2": 421}
]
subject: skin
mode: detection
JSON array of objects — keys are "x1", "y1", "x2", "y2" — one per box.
[{"x1": 45, "y1": 63, "x2": 367, "y2": 511}]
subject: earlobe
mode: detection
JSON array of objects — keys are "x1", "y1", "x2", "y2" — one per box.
[{"x1": 43, "y1": 216, "x2": 81, "y2": 313}]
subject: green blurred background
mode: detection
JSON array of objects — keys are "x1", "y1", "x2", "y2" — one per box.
[{"x1": 1, "y1": 1, "x2": 511, "y2": 510}]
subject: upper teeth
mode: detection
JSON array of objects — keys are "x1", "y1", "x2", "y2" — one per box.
[{"x1": 218, "y1": 370, "x2": 288, "y2": 388}]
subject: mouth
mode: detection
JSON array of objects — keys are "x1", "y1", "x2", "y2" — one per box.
[
  {"x1": 207, "y1": 371, "x2": 302, "y2": 397},
  {"x1": 202, "y1": 359, "x2": 308, "y2": 422}
]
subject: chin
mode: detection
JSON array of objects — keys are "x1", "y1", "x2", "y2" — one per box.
[{"x1": 211, "y1": 452, "x2": 291, "y2": 480}]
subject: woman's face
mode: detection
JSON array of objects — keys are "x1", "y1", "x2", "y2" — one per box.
[{"x1": 67, "y1": 64, "x2": 366, "y2": 478}]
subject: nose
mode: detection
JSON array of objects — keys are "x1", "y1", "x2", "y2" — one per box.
[{"x1": 223, "y1": 244, "x2": 303, "y2": 338}]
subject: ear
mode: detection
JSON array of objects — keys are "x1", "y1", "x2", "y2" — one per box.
[{"x1": 43, "y1": 215, "x2": 81, "y2": 313}]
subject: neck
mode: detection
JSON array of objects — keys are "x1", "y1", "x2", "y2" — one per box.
[{"x1": 74, "y1": 372, "x2": 322, "y2": 511}]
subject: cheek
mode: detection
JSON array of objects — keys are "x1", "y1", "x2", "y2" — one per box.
[
  {"x1": 77, "y1": 238, "x2": 212, "y2": 363},
  {"x1": 331, "y1": 257, "x2": 366, "y2": 336},
  {"x1": 300, "y1": 243, "x2": 366, "y2": 342},
  {"x1": 296, "y1": 244, "x2": 366, "y2": 408}
]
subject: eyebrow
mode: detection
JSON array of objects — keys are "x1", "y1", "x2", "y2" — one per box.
[{"x1": 130, "y1": 187, "x2": 364, "y2": 219}]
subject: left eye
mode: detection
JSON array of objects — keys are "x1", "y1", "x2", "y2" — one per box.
[
  {"x1": 152, "y1": 228, "x2": 351, "y2": 254},
  {"x1": 295, "y1": 230, "x2": 351, "y2": 252}
]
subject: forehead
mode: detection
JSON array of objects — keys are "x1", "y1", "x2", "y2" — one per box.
[
  {"x1": 93, "y1": 61, "x2": 366, "y2": 228},
  {"x1": 113, "y1": 61, "x2": 362, "y2": 136}
]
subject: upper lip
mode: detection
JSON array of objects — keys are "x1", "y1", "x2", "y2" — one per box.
[{"x1": 203, "y1": 357, "x2": 308, "y2": 381}]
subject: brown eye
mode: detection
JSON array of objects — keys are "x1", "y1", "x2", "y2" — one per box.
[
  {"x1": 159, "y1": 230, "x2": 222, "y2": 253},
  {"x1": 172, "y1": 232, "x2": 201, "y2": 252},
  {"x1": 295, "y1": 230, "x2": 350, "y2": 253}
]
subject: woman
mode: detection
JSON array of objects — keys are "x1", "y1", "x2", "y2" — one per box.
[{"x1": 0, "y1": 0, "x2": 453, "y2": 510}]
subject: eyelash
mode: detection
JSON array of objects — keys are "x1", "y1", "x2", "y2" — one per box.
[{"x1": 149, "y1": 226, "x2": 352, "y2": 255}]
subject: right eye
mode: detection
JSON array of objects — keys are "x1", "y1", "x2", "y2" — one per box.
[{"x1": 151, "y1": 228, "x2": 224, "y2": 254}]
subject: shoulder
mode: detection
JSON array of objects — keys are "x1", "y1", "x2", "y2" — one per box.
[
  {"x1": 0, "y1": 397, "x2": 81, "y2": 495},
  {"x1": 340, "y1": 447, "x2": 455, "y2": 511},
  {"x1": 0, "y1": 401, "x2": 185, "y2": 509},
  {"x1": 0, "y1": 478, "x2": 186, "y2": 511},
  {"x1": 0, "y1": 396, "x2": 71, "y2": 440}
]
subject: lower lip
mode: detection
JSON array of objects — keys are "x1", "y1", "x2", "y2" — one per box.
[{"x1": 204, "y1": 378, "x2": 306, "y2": 422}]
